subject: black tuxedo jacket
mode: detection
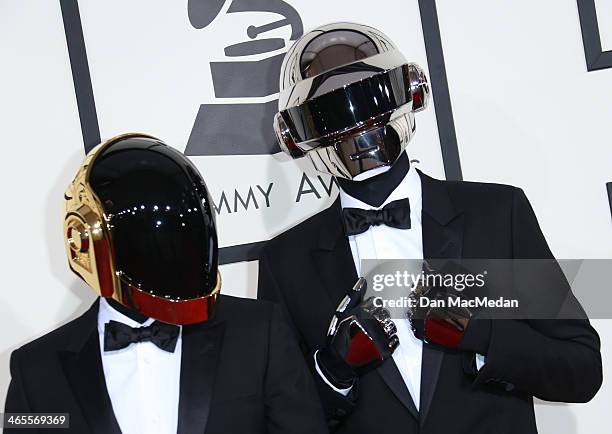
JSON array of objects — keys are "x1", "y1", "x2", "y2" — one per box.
[
  {"x1": 4, "y1": 295, "x2": 328, "y2": 434},
  {"x1": 258, "y1": 171, "x2": 602, "y2": 434}
]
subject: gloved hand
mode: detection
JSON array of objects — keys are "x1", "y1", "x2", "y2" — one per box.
[
  {"x1": 316, "y1": 278, "x2": 400, "y2": 390},
  {"x1": 411, "y1": 289, "x2": 473, "y2": 348},
  {"x1": 410, "y1": 262, "x2": 490, "y2": 354}
]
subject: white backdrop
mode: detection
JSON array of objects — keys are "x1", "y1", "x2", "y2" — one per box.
[{"x1": 1, "y1": 1, "x2": 611, "y2": 432}]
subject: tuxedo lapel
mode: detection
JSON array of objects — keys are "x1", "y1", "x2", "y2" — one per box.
[
  {"x1": 316, "y1": 199, "x2": 420, "y2": 420},
  {"x1": 59, "y1": 300, "x2": 122, "y2": 434},
  {"x1": 418, "y1": 170, "x2": 464, "y2": 427},
  {"x1": 177, "y1": 318, "x2": 226, "y2": 434},
  {"x1": 377, "y1": 359, "x2": 419, "y2": 420},
  {"x1": 312, "y1": 198, "x2": 359, "y2": 309}
]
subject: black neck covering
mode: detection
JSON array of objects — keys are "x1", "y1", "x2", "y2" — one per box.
[
  {"x1": 106, "y1": 298, "x2": 149, "y2": 324},
  {"x1": 336, "y1": 152, "x2": 410, "y2": 207}
]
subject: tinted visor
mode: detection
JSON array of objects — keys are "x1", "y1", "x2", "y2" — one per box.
[
  {"x1": 89, "y1": 136, "x2": 218, "y2": 300},
  {"x1": 280, "y1": 64, "x2": 412, "y2": 149}
]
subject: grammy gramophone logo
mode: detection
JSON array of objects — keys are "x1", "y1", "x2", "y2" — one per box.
[{"x1": 184, "y1": 0, "x2": 304, "y2": 157}]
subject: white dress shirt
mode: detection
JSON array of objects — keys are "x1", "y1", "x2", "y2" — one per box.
[
  {"x1": 340, "y1": 164, "x2": 424, "y2": 410},
  {"x1": 97, "y1": 297, "x2": 182, "y2": 434}
]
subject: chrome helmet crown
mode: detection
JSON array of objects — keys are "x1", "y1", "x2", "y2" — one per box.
[{"x1": 274, "y1": 22, "x2": 430, "y2": 179}]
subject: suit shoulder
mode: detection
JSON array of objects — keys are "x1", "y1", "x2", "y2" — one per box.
[
  {"x1": 444, "y1": 178, "x2": 518, "y2": 196},
  {"x1": 216, "y1": 294, "x2": 275, "y2": 322},
  {"x1": 261, "y1": 202, "x2": 336, "y2": 256},
  {"x1": 11, "y1": 307, "x2": 96, "y2": 362},
  {"x1": 428, "y1": 174, "x2": 522, "y2": 209}
]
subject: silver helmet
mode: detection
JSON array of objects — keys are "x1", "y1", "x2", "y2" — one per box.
[{"x1": 274, "y1": 22, "x2": 430, "y2": 179}]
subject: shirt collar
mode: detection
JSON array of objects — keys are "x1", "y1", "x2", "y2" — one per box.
[{"x1": 339, "y1": 163, "x2": 423, "y2": 224}]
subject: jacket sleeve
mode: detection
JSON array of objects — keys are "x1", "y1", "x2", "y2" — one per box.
[
  {"x1": 4, "y1": 349, "x2": 40, "y2": 434},
  {"x1": 258, "y1": 247, "x2": 356, "y2": 430},
  {"x1": 474, "y1": 188, "x2": 602, "y2": 402},
  {"x1": 264, "y1": 304, "x2": 329, "y2": 434}
]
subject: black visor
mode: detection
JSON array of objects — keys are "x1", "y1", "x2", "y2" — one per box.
[
  {"x1": 281, "y1": 64, "x2": 412, "y2": 148},
  {"x1": 89, "y1": 136, "x2": 218, "y2": 300}
]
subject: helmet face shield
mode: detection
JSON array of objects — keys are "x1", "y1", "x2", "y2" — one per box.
[
  {"x1": 64, "y1": 134, "x2": 220, "y2": 325},
  {"x1": 308, "y1": 122, "x2": 405, "y2": 178},
  {"x1": 274, "y1": 22, "x2": 430, "y2": 179}
]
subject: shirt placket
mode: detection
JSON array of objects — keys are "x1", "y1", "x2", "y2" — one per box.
[{"x1": 137, "y1": 343, "x2": 158, "y2": 434}]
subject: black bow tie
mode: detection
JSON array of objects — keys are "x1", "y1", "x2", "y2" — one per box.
[
  {"x1": 104, "y1": 320, "x2": 180, "y2": 353},
  {"x1": 342, "y1": 198, "x2": 411, "y2": 236}
]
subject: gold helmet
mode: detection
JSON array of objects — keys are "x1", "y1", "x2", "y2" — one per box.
[{"x1": 64, "y1": 133, "x2": 221, "y2": 325}]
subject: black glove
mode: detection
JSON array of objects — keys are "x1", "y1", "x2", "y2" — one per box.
[
  {"x1": 410, "y1": 262, "x2": 490, "y2": 353},
  {"x1": 411, "y1": 290, "x2": 473, "y2": 347},
  {"x1": 317, "y1": 278, "x2": 400, "y2": 389}
]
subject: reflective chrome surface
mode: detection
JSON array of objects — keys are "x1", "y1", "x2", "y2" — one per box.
[
  {"x1": 89, "y1": 135, "x2": 218, "y2": 300},
  {"x1": 274, "y1": 22, "x2": 430, "y2": 179},
  {"x1": 64, "y1": 133, "x2": 221, "y2": 324}
]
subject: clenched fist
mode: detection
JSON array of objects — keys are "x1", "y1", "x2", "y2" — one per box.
[{"x1": 316, "y1": 278, "x2": 400, "y2": 389}]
